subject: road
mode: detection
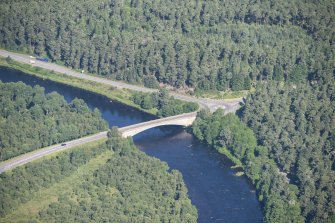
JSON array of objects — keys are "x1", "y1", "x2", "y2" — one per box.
[
  {"x1": 0, "y1": 131, "x2": 108, "y2": 174},
  {"x1": 0, "y1": 49, "x2": 243, "y2": 173},
  {"x1": 0, "y1": 49, "x2": 243, "y2": 112},
  {"x1": 119, "y1": 111, "x2": 197, "y2": 137},
  {"x1": 0, "y1": 112, "x2": 198, "y2": 173}
]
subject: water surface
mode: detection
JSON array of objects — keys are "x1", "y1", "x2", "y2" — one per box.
[{"x1": 0, "y1": 67, "x2": 263, "y2": 223}]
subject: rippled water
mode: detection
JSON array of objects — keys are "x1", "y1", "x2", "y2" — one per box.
[{"x1": 0, "y1": 67, "x2": 263, "y2": 222}]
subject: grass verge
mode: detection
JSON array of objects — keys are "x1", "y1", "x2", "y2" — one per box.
[
  {"x1": 0, "y1": 134, "x2": 107, "y2": 168},
  {"x1": 0, "y1": 57, "x2": 157, "y2": 115},
  {"x1": 0, "y1": 144, "x2": 112, "y2": 223},
  {"x1": 194, "y1": 88, "x2": 249, "y2": 99}
]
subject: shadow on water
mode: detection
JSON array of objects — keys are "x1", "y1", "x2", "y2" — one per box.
[
  {"x1": 134, "y1": 128, "x2": 263, "y2": 223},
  {"x1": 0, "y1": 66, "x2": 154, "y2": 127},
  {"x1": 0, "y1": 67, "x2": 263, "y2": 223}
]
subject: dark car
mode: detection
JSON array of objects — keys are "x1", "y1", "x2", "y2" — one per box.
[
  {"x1": 61, "y1": 143, "x2": 66, "y2": 146},
  {"x1": 36, "y1": 57, "x2": 49, "y2": 62}
]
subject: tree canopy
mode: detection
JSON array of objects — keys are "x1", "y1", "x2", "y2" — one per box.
[
  {"x1": 132, "y1": 89, "x2": 199, "y2": 117},
  {"x1": 192, "y1": 69, "x2": 335, "y2": 222},
  {"x1": 0, "y1": 81, "x2": 108, "y2": 161},
  {"x1": 241, "y1": 75, "x2": 335, "y2": 223},
  {"x1": 192, "y1": 110, "x2": 304, "y2": 222},
  {"x1": 0, "y1": 128, "x2": 198, "y2": 222},
  {"x1": 0, "y1": 0, "x2": 333, "y2": 92}
]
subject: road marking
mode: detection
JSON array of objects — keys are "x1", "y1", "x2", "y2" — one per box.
[{"x1": 0, "y1": 131, "x2": 108, "y2": 174}]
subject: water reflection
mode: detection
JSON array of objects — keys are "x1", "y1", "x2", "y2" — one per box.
[{"x1": 0, "y1": 67, "x2": 263, "y2": 223}]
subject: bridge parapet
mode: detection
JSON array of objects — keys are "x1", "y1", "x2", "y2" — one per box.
[{"x1": 119, "y1": 112, "x2": 197, "y2": 137}]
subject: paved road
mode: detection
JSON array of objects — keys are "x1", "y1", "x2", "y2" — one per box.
[
  {"x1": 0, "y1": 131, "x2": 108, "y2": 174},
  {"x1": 0, "y1": 49, "x2": 243, "y2": 173},
  {"x1": 120, "y1": 111, "x2": 197, "y2": 137},
  {"x1": 0, "y1": 49, "x2": 243, "y2": 112},
  {"x1": 0, "y1": 112, "x2": 199, "y2": 173},
  {"x1": 0, "y1": 112, "x2": 198, "y2": 173}
]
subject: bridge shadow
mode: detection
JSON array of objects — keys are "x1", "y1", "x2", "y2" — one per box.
[{"x1": 132, "y1": 125, "x2": 186, "y2": 142}]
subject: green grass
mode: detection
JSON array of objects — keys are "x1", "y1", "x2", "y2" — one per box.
[
  {"x1": 194, "y1": 88, "x2": 248, "y2": 99},
  {"x1": 0, "y1": 142, "x2": 112, "y2": 223},
  {"x1": 234, "y1": 171, "x2": 245, "y2": 176},
  {"x1": 0, "y1": 133, "x2": 107, "y2": 168},
  {"x1": 0, "y1": 57, "x2": 157, "y2": 116},
  {"x1": 1, "y1": 47, "x2": 147, "y2": 87},
  {"x1": 217, "y1": 147, "x2": 243, "y2": 168}
]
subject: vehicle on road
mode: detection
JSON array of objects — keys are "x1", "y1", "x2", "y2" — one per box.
[
  {"x1": 36, "y1": 57, "x2": 49, "y2": 62},
  {"x1": 61, "y1": 143, "x2": 66, "y2": 146}
]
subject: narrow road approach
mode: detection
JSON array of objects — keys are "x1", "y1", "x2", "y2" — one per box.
[
  {"x1": 0, "y1": 49, "x2": 242, "y2": 112},
  {"x1": 0, "y1": 112, "x2": 198, "y2": 173},
  {"x1": 0, "y1": 131, "x2": 108, "y2": 174}
]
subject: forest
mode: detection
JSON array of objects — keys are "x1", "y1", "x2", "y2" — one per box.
[
  {"x1": 0, "y1": 0, "x2": 333, "y2": 92},
  {"x1": 240, "y1": 75, "x2": 335, "y2": 222},
  {"x1": 192, "y1": 68, "x2": 335, "y2": 223},
  {"x1": 0, "y1": 0, "x2": 334, "y2": 222},
  {"x1": 192, "y1": 110, "x2": 304, "y2": 223},
  {"x1": 0, "y1": 128, "x2": 197, "y2": 222},
  {"x1": 0, "y1": 81, "x2": 108, "y2": 161},
  {"x1": 132, "y1": 88, "x2": 199, "y2": 117}
]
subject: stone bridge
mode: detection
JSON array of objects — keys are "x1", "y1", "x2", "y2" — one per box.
[
  {"x1": 119, "y1": 112, "x2": 197, "y2": 137},
  {"x1": 0, "y1": 112, "x2": 198, "y2": 173}
]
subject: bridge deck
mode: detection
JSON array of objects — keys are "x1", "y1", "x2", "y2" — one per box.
[
  {"x1": 0, "y1": 112, "x2": 198, "y2": 173},
  {"x1": 119, "y1": 112, "x2": 197, "y2": 132},
  {"x1": 119, "y1": 112, "x2": 197, "y2": 137}
]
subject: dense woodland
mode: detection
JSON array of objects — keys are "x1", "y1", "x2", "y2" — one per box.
[
  {"x1": 132, "y1": 89, "x2": 199, "y2": 117},
  {"x1": 0, "y1": 81, "x2": 107, "y2": 161},
  {"x1": 241, "y1": 76, "x2": 335, "y2": 223},
  {"x1": 192, "y1": 110, "x2": 304, "y2": 223},
  {"x1": 0, "y1": 0, "x2": 333, "y2": 91},
  {"x1": 0, "y1": 0, "x2": 334, "y2": 222},
  {"x1": 0, "y1": 128, "x2": 197, "y2": 222},
  {"x1": 192, "y1": 69, "x2": 335, "y2": 223},
  {"x1": 0, "y1": 141, "x2": 108, "y2": 217}
]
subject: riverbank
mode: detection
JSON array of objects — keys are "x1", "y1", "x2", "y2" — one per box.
[
  {"x1": 0, "y1": 49, "x2": 244, "y2": 113},
  {"x1": 0, "y1": 66, "x2": 264, "y2": 222},
  {"x1": 0, "y1": 48, "x2": 248, "y2": 100},
  {"x1": 191, "y1": 111, "x2": 306, "y2": 222},
  {"x1": 217, "y1": 147, "x2": 243, "y2": 168},
  {"x1": 0, "y1": 58, "x2": 247, "y2": 175},
  {"x1": 0, "y1": 58, "x2": 248, "y2": 177},
  {"x1": 0, "y1": 57, "x2": 158, "y2": 116}
]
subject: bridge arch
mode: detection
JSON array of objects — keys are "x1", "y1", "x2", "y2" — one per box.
[{"x1": 119, "y1": 112, "x2": 197, "y2": 138}]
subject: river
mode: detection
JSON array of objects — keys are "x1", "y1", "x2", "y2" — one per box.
[{"x1": 0, "y1": 67, "x2": 263, "y2": 223}]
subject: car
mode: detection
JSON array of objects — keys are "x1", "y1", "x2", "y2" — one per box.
[
  {"x1": 36, "y1": 57, "x2": 49, "y2": 62},
  {"x1": 61, "y1": 143, "x2": 66, "y2": 146}
]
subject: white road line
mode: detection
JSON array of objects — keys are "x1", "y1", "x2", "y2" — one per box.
[{"x1": 0, "y1": 131, "x2": 108, "y2": 173}]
